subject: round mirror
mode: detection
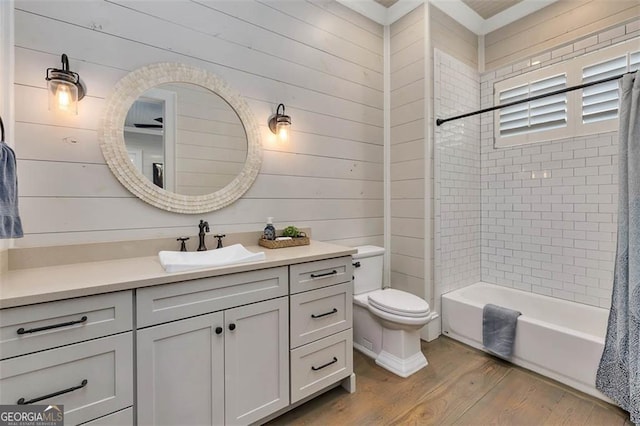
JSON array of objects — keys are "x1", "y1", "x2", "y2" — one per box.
[
  {"x1": 99, "y1": 63, "x2": 261, "y2": 214},
  {"x1": 123, "y1": 82, "x2": 248, "y2": 196}
]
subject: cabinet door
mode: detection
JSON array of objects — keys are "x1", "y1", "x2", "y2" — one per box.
[
  {"x1": 224, "y1": 298, "x2": 289, "y2": 425},
  {"x1": 137, "y1": 312, "x2": 224, "y2": 426}
]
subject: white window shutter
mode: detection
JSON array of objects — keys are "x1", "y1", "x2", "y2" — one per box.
[
  {"x1": 582, "y1": 55, "x2": 626, "y2": 124},
  {"x1": 631, "y1": 51, "x2": 640, "y2": 71},
  {"x1": 498, "y1": 74, "x2": 567, "y2": 137},
  {"x1": 493, "y1": 39, "x2": 637, "y2": 148}
]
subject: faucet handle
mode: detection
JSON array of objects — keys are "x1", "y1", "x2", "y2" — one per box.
[
  {"x1": 214, "y1": 234, "x2": 226, "y2": 249},
  {"x1": 177, "y1": 237, "x2": 190, "y2": 252}
]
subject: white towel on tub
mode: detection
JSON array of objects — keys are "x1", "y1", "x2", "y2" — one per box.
[{"x1": 482, "y1": 303, "x2": 521, "y2": 359}]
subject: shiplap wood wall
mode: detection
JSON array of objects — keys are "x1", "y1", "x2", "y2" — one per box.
[
  {"x1": 390, "y1": 5, "x2": 426, "y2": 299},
  {"x1": 13, "y1": 0, "x2": 384, "y2": 248},
  {"x1": 430, "y1": 5, "x2": 478, "y2": 69},
  {"x1": 484, "y1": 0, "x2": 640, "y2": 70},
  {"x1": 389, "y1": 4, "x2": 477, "y2": 301}
]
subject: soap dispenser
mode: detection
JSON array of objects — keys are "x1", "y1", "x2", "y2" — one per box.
[{"x1": 263, "y1": 217, "x2": 276, "y2": 240}]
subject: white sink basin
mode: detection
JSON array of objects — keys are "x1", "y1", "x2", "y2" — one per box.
[{"x1": 159, "y1": 244, "x2": 266, "y2": 273}]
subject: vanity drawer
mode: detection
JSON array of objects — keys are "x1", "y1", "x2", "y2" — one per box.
[
  {"x1": 290, "y1": 283, "x2": 353, "y2": 349},
  {"x1": 290, "y1": 329, "x2": 353, "y2": 403},
  {"x1": 80, "y1": 407, "x2": 133, "y2": 426},
  {"x1": 137, "y1": 266, "x2": 288, "y2": 327},
  {"x1": 290, "y1": 257, "x2": 353, "y2": 294},
  {"x1": 0, "y1": 291, "x2": 133, "y2": 360},
  {"x1": 0, "y1": 333, "x2": 133, "y2": 426}
]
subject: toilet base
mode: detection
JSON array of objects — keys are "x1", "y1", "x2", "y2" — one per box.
[
  {"x1": 376, "y1": 350, "x2": 428, "y2": 378},
  {"x1": 375, "y1": 326, "x2": 428, "y2": 377},
  {"x1": 353, "y1": 341, "x2": 378, "y2": 360},
  {"x1": 353, "y1": 301, "x2": 432, "y2": 378}
]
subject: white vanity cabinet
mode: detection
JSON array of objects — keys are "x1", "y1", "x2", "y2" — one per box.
[
  {"x1": 0, "y1": 291, "x2": 134, "y2": 426},
  {"x1": 1, "y1": 240, "x2": 357, "y2": 426},
  {"x1": 136, "y1": 267, "x2": 289, "y2": 426},
  {"x1": 288, "y1": 257, "x2": 354, "y2": 403}
]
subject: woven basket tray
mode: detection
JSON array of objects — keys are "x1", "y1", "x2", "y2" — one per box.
[{"x1": 258, "y1": 236, "x2": 310, "y2": 249}]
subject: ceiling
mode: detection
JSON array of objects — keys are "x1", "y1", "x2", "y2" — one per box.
[
  {"x1": 374, "y1": 0, "x2": 400, "y2": 7},
  {"x1": 348, "y1": 0, "x2": 558, "y2": 34},
  {"x1": 461, "y1": 0, "x2": 524, "y2": 19},
  {"x1": 374, "y1": 0, "x2": 524, "y2": 19}
]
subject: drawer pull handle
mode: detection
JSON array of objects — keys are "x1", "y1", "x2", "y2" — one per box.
[
  {"x1": 17, "y1": 379, "x2": 88, "y2": 405},
  {"x1": 229, "y1": 323, "x2": 236, "y2": 331},
  {"x1": 215, "y1": 327, "x2": 223, "y2": 335},
  {"x1": 311, "y1": 308, "x2": 338, "y2": 319},
  {"x1": 310, "y1": 270, "x2": 337, "y2": 279},
  {"x1": 17, "y1": 316, "x2": 88, "y2": 335},
  {"x1": 311, "y1": 357, "x2": 338, "y2": 371}
]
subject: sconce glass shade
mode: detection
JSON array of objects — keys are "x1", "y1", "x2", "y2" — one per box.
[
  {"x1": 46, "y1": 54, "x2": 85, "y2": 115},
  {"x1": 268, "y1": 103, "x2": 291, "y2": 142}
]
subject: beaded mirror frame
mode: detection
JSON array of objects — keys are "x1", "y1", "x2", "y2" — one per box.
[{"x1": 99, "y1": 62, "x2": 262, "y2": 214}]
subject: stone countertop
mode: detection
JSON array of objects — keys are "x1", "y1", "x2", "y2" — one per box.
[{"x1": 0, "y1": 240, "x2": 356, "y2": 309}]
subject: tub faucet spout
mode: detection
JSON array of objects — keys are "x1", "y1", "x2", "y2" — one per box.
[{"x1": 197, "y1": 220, "x2": 210, "y2": 251}]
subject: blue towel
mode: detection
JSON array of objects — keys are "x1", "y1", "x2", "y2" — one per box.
[
  {"x1": 482, "y1": 303, "x2": 521, "y2": 359},
  {"x1": 0, "y1": 141, "x2": 23, "y2": 238}
]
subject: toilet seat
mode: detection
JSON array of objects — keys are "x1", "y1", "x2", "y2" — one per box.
[
  {"x1": 367, "y1": 289, "x2": 430, "y2": 318},
  {"x1": 367, "y1": 303, "x2": 433, "y2": 327}
]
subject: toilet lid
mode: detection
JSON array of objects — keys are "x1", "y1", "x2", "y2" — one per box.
[{"x1": 367, "y1": 289, "x2": 430, "y2": 318}]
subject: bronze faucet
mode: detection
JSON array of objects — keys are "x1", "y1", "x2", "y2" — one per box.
[{"x1": 197, "y1": 220, "x2": 210, "y2": 251}]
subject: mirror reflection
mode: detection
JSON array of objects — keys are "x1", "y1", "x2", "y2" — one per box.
[{"x1": 123, "y1": 82, "x2": 248, "y2": 196}]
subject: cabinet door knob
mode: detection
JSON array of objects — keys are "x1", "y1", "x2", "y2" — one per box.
[
  {"x1": 215, "y1": 327, "x2": 223, "y2": 335},
  {"x1": 229, "y1": 323, "x2": 236, "y2": 331}
]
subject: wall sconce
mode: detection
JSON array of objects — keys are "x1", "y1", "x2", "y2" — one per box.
[
  {"x1": 45, "y1": 54, "x2": 85, "y2": 115},
  {"x1": 268, "y1": 103, "x2": 291, "y2": 142}
]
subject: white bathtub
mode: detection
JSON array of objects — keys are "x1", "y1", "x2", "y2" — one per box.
[{"x1": 441, "y1": 282, "x2": 611, "y2": 402}]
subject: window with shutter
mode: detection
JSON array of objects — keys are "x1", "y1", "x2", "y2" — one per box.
[
  {"x1": 499, "y1": 74, "x2": 567, "y2": 137},
  {"x1": 630, "y1": 51, "x2": 640, "y2": 71},
  {"x1": 493, "y1": 38, "x2": 638, "y2": 148},
  {"x1": 582, "y1": 56, "x2": 625, "y2": 124}
]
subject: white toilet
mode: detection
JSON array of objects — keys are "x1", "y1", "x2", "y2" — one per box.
[{"x1": 352, "y1": 245, "x2": 437, "y2": 378}]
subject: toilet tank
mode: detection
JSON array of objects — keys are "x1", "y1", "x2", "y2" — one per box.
[{"x1": 352, "y1": 245, "x2": 385, "y2": 295}]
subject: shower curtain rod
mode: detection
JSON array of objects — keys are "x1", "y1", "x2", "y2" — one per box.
[{"x1": 436, "y1": 71, "x2": 635, "y2": 126}]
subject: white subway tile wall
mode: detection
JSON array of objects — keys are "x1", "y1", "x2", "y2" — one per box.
[
  {"x1": 434, "y1": 20, "x2": 638, "y2": 308},
  {"x1": 480, "y1": 132, "x2": 618, "y2": 308},
  {"x1": 434, "y1": 49, "x2": 482, "y2": 297},
  {"x1": 479, "y1": 21, "x2": 639, "y2": 308}
]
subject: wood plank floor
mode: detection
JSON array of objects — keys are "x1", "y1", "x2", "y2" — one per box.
[{"x1": 268, "y1": 337, "x2": 632, "y2": 425}]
